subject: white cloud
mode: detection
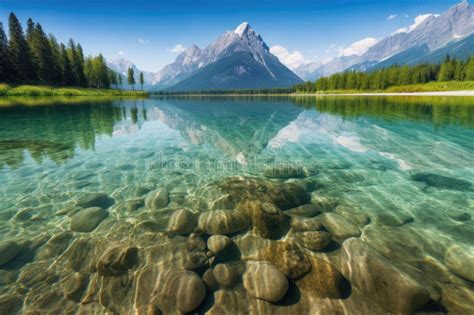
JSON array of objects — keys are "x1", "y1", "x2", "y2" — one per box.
[
  {"x1": 171, "y1": 44, "x2": 187, "y2": 53},
  {"x1": 393, "y1": 13, "x2": 439, "y2": 34},
  {"x1": 339, "y1": 37, "x2": 379, "y2": 57},
  {"x1": 138, "y1": 38, "x2": 150, "y2": 44},
  {"x1": 118, "y1": 50, "x2": 125, "y2": 56},
  {"x1": 270, "y1": 45, "x2": 307, "y2": 70},
  {"x1": 387, "y1": 14, "x2": 397, "y2": 21}
]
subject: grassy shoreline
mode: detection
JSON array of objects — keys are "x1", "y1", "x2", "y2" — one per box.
[{"x1": 0, "y1": 84, "x2": 149, "y2": 97}]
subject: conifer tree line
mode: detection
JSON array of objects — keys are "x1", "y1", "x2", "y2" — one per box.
[
  {"x1": 0, "y1": 12, "x2": 121, "y2": 89},
  {"x1": 295, "y1": 55, "x2": 474, "y2": 92}
]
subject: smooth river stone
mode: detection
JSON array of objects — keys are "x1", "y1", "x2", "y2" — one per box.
[
  {"x1": 310, "y1": 193, "x2": 336, "y2": 212},
  {"x1": 290, "y1": 216, "x2": 323, "y2": 232},
  {"x1": 213, "y1": 263, "x2": 238, "y2": 288},
  {"x1": 237, "y1": 200, "x2": 287, "y2": 239},
  {"x1": 334, "y1": 205, "x2": 370, "y2": 226},
  {"x1": 207, "y1": 235, "x2": 232, "y2": 255},
  {"x1": 263, "y1": 165, "x2": 308, "y2": 179},
  {"x1": 441, "y1": 284, "x2": 474, "y2": 314},
  {"x1": 285, "y1": 204, "x2": 321, "y2": 218},
  {"x1": 167, "y1": 209, "x2": 197, "y2": 235},
  {"x1": 0, "y1": 241, "x2": 21, "y2": 267},
  {"x1": 444, "y1": 244, "x2": 474, "y2": 281},
  {"x1": 243, "y1": 261, "x2": 289, "y2": 302},
  {"x1": 198, "y1": 210, "x2": 250, "y2": 235},
  {"x1": 295, "y1": 231, "x2": 331, "y2": 251},
  {"x1": 187, "y1": 233, "x2": 207, "y2": 252},
  {"x1": 75, "y1": 193, "x2": 115, "y2": 209},
  {"x1": 321, "y1": 212, "x2": 360, "y2": 240},
  {"x1": 145, "y1": 188, "x2": 169, "y2": 210},
  {"x1": 96, "y1": 246, "x2": 138, "y2": 276},
  {"x1": 151, "y1": 270, "x2": 206, "y2": 314},
  {"x1": 70, "y1": 207, "x2": 108, "y2": 232},
  {"x1": 340, "y1": 238, "x2": 430, "y2": 314}
]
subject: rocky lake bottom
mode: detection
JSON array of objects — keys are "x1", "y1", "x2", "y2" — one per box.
[{"x1": 0, "y1": 96, "x2": 473, "y2": 314}]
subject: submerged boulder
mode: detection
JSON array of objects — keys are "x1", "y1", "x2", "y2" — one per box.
[
  {"x1": 96, "y1": 246, "x2": 138, "y2": 276},
  {"x1": 294, "y1": 231, "x2": 331, "y2": 251},
  {"x1": 296, "y1": 255, "x2": 347, "y2": 298},
  {"x1": 321, "y1": 212, "x2": 360, "y2": 240},
  {"x1": 290, "y1": 216, "x2": 323, "y2": 232},
  {"x1": 198, "y1": 210, "x2": 250, "y2": 235},
  {"x1": 340, "y1": 238, "x2": 430, "y2": 314},
  {"x1": 263, "y1": 165, "x2": 308, "y2": 179},
  {"x1": 285, "y1": 204, "x2": 321, "y2": 218},
  {"x1": 145, "y1": 188, "x2": 169, "y2": 210},
  {"x1": 411, "y1": 172, "x2": 472, "y2": 191},
  {"x1": 0, "y1": 241, "x2": 21, "y2": 267},
  {"x1": 213, "y1": 263, "x2": 239, "y2": 288},
  {"x1": 237, "y1": 201, "x2": 288, "y2": 239},
  {"x1": 243, "y1": 261, "x2": 288, "y2": 302},
  {"x1": 75, "y1": 192, "x2": 115, "y2": 209},
  {"x1": 207, "y1": 235, "x2": 232, "y2": 255},
  {"x1": 444, "y1": 244, "x2": 474, "y2": 282},
  {"x1": 70, "y1": 207, "x2": 108, "y2": 232},
  {"x1": 151, "y1": 270, "x2": 206, "y2": 314},
  {"x1": 168, "y1": 209, "x2": 197, "y2": 235}
]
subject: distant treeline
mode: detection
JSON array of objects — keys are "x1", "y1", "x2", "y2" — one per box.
[
  {"x1": 152, "y1": 87, "x2": 294, "y2": 96},
  {"x1": 0, "y1": 13, "x2": 123, "y2": 89},
  {"x1": 295, "y1": 55, "x2": 474, "y2": 93}
]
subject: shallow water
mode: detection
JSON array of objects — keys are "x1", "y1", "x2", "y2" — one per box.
[{"x1": 0, "y1": 96, "x2": 473, "y2": 314}]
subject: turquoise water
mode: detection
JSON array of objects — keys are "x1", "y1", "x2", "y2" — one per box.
[{"x1": 0, "y1": 96, "x2": 473, "y2": 314}]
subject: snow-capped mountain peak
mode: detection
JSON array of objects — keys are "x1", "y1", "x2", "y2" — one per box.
[{"x1": 234, "y1": 22, "x2": 251, "y2": 37}]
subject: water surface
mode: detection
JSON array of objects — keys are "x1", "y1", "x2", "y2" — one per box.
[{"x1": 0, "y1": 96, "x2": 473, "y2": 314}]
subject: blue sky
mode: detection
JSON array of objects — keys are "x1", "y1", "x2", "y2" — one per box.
[{"x1": 0, "y1": 0, "x2": 464, "y2": 72}]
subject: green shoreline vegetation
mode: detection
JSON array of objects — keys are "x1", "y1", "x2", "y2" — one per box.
[
  {"x1": 0, "y1": 84, "x2": 148, "y2": 97},
  {"x1": 0, "y1": 13, "x2": 145, "y2": 97}
]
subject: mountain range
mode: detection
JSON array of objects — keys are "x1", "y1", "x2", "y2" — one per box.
[{"x1": 107, "y1": 1, "x2": 474, "y2": 91}]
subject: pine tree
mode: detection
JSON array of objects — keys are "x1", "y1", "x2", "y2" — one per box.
[
  {"x1": 75, "y1": 44, "x2": 87, "y2": 86},
  {"x1": 139, "y1": 72, "x2": 144, "y2": 90},
  {"x1": 118, "y1": 74, "x2": 123, "y2": 88},
  {"x1": 30, "y1": 23, "x2": 55, "y2": 83},
  {"x1": 60, "y1": 43, "x2": 74, "y2": 86},
  {"x1": 438, "y1": 55, "x2": 455, "y2": 82},
  {"x1": 128, "y1": 67, "x2": 135, "y2": 91},
  {"x1": 0, "y1": 22, "x2": 9, "y2": 82},
  {"x1": 48, "y1": 34, "x2": 62, "y2": 84},
  {"x1": 8, "y1": 12, "x2": 35, "y2": 83},
  {"x1": 464, "y1": 57, "x2": 474, "y2": 81}
]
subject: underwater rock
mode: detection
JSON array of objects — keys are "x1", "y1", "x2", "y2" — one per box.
[
  {"x1": 448, "y1": 211, "x2": 471, "y2": 222},
  {"x1": 243, "y1": 261, "x2": 289, "y2": 302},
  {"x1": 145, "y1": 188, "x2": 169, "y2": 210},
  {"x1": 237, "y1": 201, "x2": 287, "y2": 239},
  {"x1": 151, "y1": 270, "x2": 206, "y2": 314},
  {"x1": 213, "y1": 263, "x2": 239, "y2": 288},
  {"x1": 441, "y1": 284, "x2": 474, "y2": 314},
  {"x1": 290, "y1": 216, "x2": 323, "y2": 232},
  {"x1": 295, "y1": 231, "x2": 331, "y2": 251},
  {"x1": 202, "y1": 268, "x2": 220, "y2": 291},
  {"x1": 444, "y1": 244, "x2": 474, "y2": 281},
  {"x1": 70, "y1": 207, "x2": 108, "y2": 232},
  {"x1": 285, "y1": 203, "x2": 321, "y2": 218},
  {"x1": 411, "y1": 172, "x2": 472, "y2": 191},
  {"x1": 321, "y1": 212, "x2": 360, "y2": 240},
  {"x1": 207, "y1": 235, "x2": 232, "y2": 255},
  {"x1": 75, "y1": 192, "x2": 115, "y2": 209},
  {"x1": 375, "y1": 213, "x2": 413, "y2": 226},
  {"x1": 263, "y1": 165, "x2": 308, "y2": 179},
  {"x1": 187, "y1": 233, "x2": 207, "y2": 252},
  {"x1": 37, "y1": 232, "x2": 73, "y2": 260},
  {"x1": 184, "y1": 252, "x2": 209, "y2": 271},
  {"x1": 334, "y1": 205, "x2": 370, "y2": 226},
  {"x1": 311, "y1": 193, "x2": 337, "y2": 212},
  {"x1": 208, "y1": 176, "x2": 310, "y2": 210},
  {"x1": 0, "y1": 240, "x2": 21, "y2": 267},
  {"x1": 256, "y1": 241, "x2": 311, "y2": 280},
  {"x1": 124, "y1": 198, "x2": 144, "y2": 212},
  {"x1": 167, "y1": 209, "x2": 197, "y2": 235},
  {"x1": 96, "y1": 246, "x2": 138, "y2": 276},
  {"x1": 63, "y1": 272, "x2": 90, "y2": 302},
  {"x1": 296, "y1": 255, "x2": 347, "y2": 299},
  {"x1": 198, "y1": 210, "x2": 250, "y2": 235},
  {"x1": 340, "y1": 238, "x2": 430, "y2": 314}
]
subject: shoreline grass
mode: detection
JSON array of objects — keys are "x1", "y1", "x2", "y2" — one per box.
[{"x1": 0, "y1": 84, "x2": 149, "y2": 97}]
